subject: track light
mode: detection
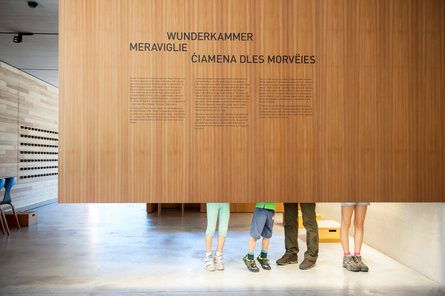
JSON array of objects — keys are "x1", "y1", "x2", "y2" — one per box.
[
  {"x1": 13, "y1": 34, "x2": 22, "y2": 43},
  {"x1": 28, "y1": 1, "x2": 38, "y2": 8},
  {"x1": 12, "y1": 33, "x2": 34, "y2": 44}
]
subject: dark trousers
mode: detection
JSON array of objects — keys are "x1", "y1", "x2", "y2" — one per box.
[{"x1": 284, "y1": 203, "x2": 319, "y2": 261}]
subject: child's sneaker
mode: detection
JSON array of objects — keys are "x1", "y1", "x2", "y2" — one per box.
[
  {"x1": 243, "y1": 254, "x2": 260, "y2": 272},
  {"x1": 353, "y1": 256, "x2": 369, "y2": 272},
  {"x1": 343, "y1": 255, "x2": 360, "y2": 272},
  {"x1": 256, "y1": 256, "x2": 271, "y2": 270},
  {"x1": 205, "y1": 254, "x2": 215, "y2": 272},
  {"x1": 214, "y1": 254, "x2": 224, "y2": 271}
]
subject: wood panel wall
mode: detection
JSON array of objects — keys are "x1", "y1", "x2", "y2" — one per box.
[
  {"x1": 0, "y1": 63, "x2": 19, "y2": 178},
  {"x1": 319, "y1": 0, "x2": 445, "y2": 202},
  {"x1": 59, "y1": 0, "x2": 444, "y2": 203},
  {"x1": 0, "y1": 61, "x2": 58, "y2": 210}
]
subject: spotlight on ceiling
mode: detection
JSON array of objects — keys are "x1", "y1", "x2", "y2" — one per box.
[
  {"x1": 28, "y1": 1, "x2": 38, "y2": 8},
  {"x1": 12, "y1": 33, "x2": 34, "y2": 44},
  {"x1": 13, "y1": 34, "x2": 22, "y2": 43}
]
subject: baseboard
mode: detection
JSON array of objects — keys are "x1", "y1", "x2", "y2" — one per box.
[{"x1": 16, "y1": 198, "x2": 58, "y2": 211}]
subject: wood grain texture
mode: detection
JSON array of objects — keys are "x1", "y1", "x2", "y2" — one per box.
[
  {"x1": 0, "y1": 62, "x2": 19, "y2": 179},
  {"x1": 0, "y1": 61, "x2": 58, "y2": 210},
  {"x1": 59, "y1": 0, "x2": 444, "y2": 203},
  {"x1": 59, "y1": 0, "x2": 318, "y2": 203},
  {"x1": 319, "y1": 0, "x2": 445, "y2": 202}
]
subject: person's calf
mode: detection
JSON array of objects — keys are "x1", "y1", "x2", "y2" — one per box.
[{"x1": 248, "y1": 237, "x2": 257, "y2": 253}]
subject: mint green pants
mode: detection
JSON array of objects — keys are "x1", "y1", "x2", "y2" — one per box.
[{"x1": 206, "y1": 203, "x2": 230, "y2": 237}]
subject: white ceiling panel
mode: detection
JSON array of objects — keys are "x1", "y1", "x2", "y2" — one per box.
[{"x1": 0, "y1": 0, "x2": 59, "y2": 87}]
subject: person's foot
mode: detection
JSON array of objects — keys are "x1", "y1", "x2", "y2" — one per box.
[
  {"x1": 343, "y1": 255, "x2": 360, "y2": 272},
  {"x1": 257, "y1": 256, "x2": 271, "y2": 270},
  {"x1": 299, "y1": 258, "x2": 316, "y2": 270},
  {"x1": 214, "y1": 254, "x2": 224, "y2": 271},
  {"x1": 243, "y1": 254, "x2": 260, "y2": 272},
  {"x1": 353, "y1": 255, "x2": 369, "y2": 272},
  {"x1": 276, "y1": 252, "x2": 298, "y2": 266},
  {"x1": 205, "y1": 254, "x2": 215, "y2": 272}
]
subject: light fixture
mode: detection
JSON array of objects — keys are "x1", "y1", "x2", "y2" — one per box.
[
  {"x1": 13, "y1": 34, "x2": 22, "y2": 43},
  {"x1": 28, "y1": 1, "x2": 38, "y2": 8},
  {"x1": 12, "y1": 33, "x2": 34, "y2": 44}
]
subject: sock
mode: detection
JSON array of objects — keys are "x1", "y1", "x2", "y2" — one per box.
[
  {"x1": 247, "y1": 252, "x2": 254, "y2": 260},
  {"x1": 216, "y1": 252, "x2": 222, "y2": 257},
  {"x1": 344, "y1": 252, "x2": 351, "y2": 256},
  {"x1": 354, "y1": 252, "x2": 361, "y2": 256},
  {"x1": 260, "y1": 250, "x2": 268, "y2": 259},
  {"x1": 206, "y1": 252, "x2": 212, "y2": 258}
]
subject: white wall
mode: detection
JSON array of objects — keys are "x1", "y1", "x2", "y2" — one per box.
[{"x1": 316, "y1": 203, "x2": 445, "y2": 284}]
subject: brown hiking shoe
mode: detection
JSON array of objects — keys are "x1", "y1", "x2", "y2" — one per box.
[
  {"x1": 299, "y1": 258, "x2": 316, "y2": 270},
  {"x1": 276, "y1": 253, "x2": 298, "y2": 266}
]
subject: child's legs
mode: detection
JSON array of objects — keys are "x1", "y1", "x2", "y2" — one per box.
[
  {"x1": 248, "y1": 237, "x2": 257, "y2": 253},
  {"x1": 340, "y1": 205, "x2": 354, "y2": 253},
  {"x1": 260, "y1": 209, "x2": 274, "y2": 252},
  {"x1": 353, "y1": 205, "x2": 368, "y2": 253},
  {"x1": 249, "y1": 208, "x2": 267, "y2": 253},
  {"x1": 216, "y1": 203, "x2": 230, "y2": 253},
  {"x1": 205, "y1": 235, "x2": 213, "y2": 254},
  {"x1": 205, "y1": 203, "x2": 219, "y2": 253},
  {"x1": 261, "y1": 238, "x2": 270, "y2": 252},
  {"x1": 216, "y1": 236, "x2": 226, "y2": 254}
]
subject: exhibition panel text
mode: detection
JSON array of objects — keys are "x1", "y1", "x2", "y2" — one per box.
[{"x1": 59, "y1": 0, "x2": 444, "y2": 203}]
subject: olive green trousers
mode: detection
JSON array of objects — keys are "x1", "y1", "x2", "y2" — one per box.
[{"x1": 283, "y1": 203, "x2": 319, "y2": 261}]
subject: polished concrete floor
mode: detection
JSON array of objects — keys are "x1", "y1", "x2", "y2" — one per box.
[{"x1": 0, "y1": 203, "x2": 443, "y2": 296}]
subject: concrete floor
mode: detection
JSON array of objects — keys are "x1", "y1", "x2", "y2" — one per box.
[{"x1": 0, "y1": 203, "x2": 443, "y2": 296}]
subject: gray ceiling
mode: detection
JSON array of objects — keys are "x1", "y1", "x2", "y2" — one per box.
[{"x1": 0, "y1": 0, "x2": 58, "y2": 87}]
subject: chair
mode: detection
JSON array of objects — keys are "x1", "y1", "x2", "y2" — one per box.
[
  {"x1": 0, "y1": 179, "x2": 7, "y2": 235},
  {"x1": 0, "y1": 177, "x2": 20, "y2": 235}
]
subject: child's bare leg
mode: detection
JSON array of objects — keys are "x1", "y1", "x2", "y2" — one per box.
[
  {"x1": 244, "y1": 237, "x2": 260, "y2": 272},
  {"x1": 261, "y1": 237, "x2": 270, "y2": 252},
  {"x1": 340, "y1": 206, "x2": 354, "y2": 254},
  {"x1": 248, "y1": 237, "x2": 257, "y2": 253},
  {"x1": 216, "y1": 235, "x2": 226, "y2": 254},
  {"x1": 353, "y1": 205, "x2": 368, "y2": 254},
  {"x1": 205, "y1": 234, "x2": 213, "y2": 254},
  {"x1": 257, "y1": 237, "x2": 272, "y2": 270}
]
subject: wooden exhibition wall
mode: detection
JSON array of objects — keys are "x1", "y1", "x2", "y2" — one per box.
[
  {"x1": 59, "y1": 0, "x2": 444, "y2": 203},
  {"x1": 0, "y1": 61, "x2": 58, "y2": 210}
]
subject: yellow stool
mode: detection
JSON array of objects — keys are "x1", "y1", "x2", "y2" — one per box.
[{"x1": 317, "y1": 220, "x2": 341, "y2": 243}]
